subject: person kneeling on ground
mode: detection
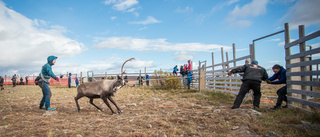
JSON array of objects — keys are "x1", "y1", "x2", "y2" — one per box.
[
  {"x1": 228, "y1": 60, "x2": 268, "y2": 109},
  {"x1": 267, "y1": 64, "x2": 287, "y2": 110},
  {"x1": 38, "y1": 56, "x2": 60, "y2": 111}
]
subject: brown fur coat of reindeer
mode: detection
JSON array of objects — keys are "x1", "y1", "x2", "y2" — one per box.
[{"x1": 75, "y1": 58, "x2": 134, "y2": 114}]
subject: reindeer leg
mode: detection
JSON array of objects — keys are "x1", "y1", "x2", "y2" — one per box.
[
  {"x1": 89, "y1": 98, "x2": 103, "y2": 112},
  {"x1": 101, "y1": 97, "x2": 116, "y2": 115},
  {"x1": 74, "y1": 95, "x2": 83, "y2": 112},
  {"x1": 108, "y1": 96, "x2": 123, "y2": 114}
]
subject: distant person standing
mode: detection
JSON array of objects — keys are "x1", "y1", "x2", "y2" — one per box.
[
  {"x1": 180, "y1": 65, "x2": 184, "y2": 76},
  {"x1": 173, "y1": 65, "x2": 179, "y2": 76},
  {"x1": 188, "y1": 60, "x2": 192, "y2": 71},
  {"x1": 187, "y1": 70, "x2": 193, "y2": 89},
  {"x1": 38, "y1": 55, "x2": 60, "y2": 111},
  {"x1": 11, "y1": 74, "x2": 16, "y2": 87},
  {"x1": 228, "y1": 60, "x2": 268, "y2": 109},
  {"x1": 146, "y1": 74, "x2": 150, "y2": 86},
  {"x1": 75, "y1": 77, "x2": 79, "y2": 87},
  {"x1": 20, "y1": 77, "x2": 24, "y2": 85},
  {"x1": 25, "y1": 76, "x2": 29, "y2": 85},
  {"x1": 0, "y1": 76, "x2": 4, "y2": 90},
  {"x1": 245, "y1": 59, "x2": 250, "y2": 65},
  {"x1": 68, "y1": 73, "x2": 72, "y2": 88}
]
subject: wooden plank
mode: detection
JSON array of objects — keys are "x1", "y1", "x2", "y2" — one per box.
[
  {"x1": 286, "y1": 59, "x2": 320, "y2": 69},
  {"x1": 286, "y1": 70, "x2": 320, "y2": 76},
  {"x1": 287, "y1": 96, "x2": 320, "y2": 108},
  {"x1": 288, "y1": 89, "x2": 320, "y2": 98},
  {"x1": 205, "y1": 77, "x2": 242, "y2": 80},
  {"x1": 287, "y1": 80, "x2": 320, "y2": 87},
  {"x1": 206, "y1": 55, "x2": 251, "y2": 68},
  {"x1": 205, "y1": 81, "x2": 242, "y2": 85},
  {"x1": 206, "y1": 84, "x2": 240, "y2": 89},
  {"x1": 285, "y1": 30, "x2": 320, "y2": 48},
  {"x1": 286, "y1": 47, "x2": 320, "y2": 60}
]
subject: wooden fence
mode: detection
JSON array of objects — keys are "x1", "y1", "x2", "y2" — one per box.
[{"x1": 284, "y1": 23, "x2": 320, "y2": 110}]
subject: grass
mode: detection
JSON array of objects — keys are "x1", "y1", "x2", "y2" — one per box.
[{"x1": 0, "y1": 85, "x2": 319, "y2": 136}]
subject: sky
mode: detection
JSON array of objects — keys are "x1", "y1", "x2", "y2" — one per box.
[{"x1": 0, "y1": 0, "x2": 319, "y2": 77}]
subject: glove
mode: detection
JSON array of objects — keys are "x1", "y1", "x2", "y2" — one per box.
[
  {"x1": 54, "y1": 76, "x2": 60, "y2": 82},
  {"x1": 228, "y1": 72, "x2": 233, "y2": 76},
  {"x1": 266, "y1": 80, "x2": 271, "y2": 84}
]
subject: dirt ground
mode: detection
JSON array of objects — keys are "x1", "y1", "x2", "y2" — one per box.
[{"x1": 0, "y1": 84, "x2": 319, "y2": 137}]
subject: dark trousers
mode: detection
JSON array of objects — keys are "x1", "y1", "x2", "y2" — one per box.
[
  {"x1": 146, "y1": 80, "x2": 149, "y2": 86},
  {"x1": 233, "y1": 80, "x2": 261, "y2": 108},
  {"x1": 1, "y1": 85, "x2": 4, "y2": 90},
  {"x1": 276, "y1": 86, "x2": 287, "y2": 107},
  {"x1": 39, "y1": 82, "x2": 52, "y2": 108},
  {"x1": 68, "y1": 82, "x2": 71, "y2": 88}
]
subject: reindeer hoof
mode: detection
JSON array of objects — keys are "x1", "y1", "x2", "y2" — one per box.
[
  {"x1": 111, "y1": 112, "x2": 118, "y2": 115},
  {"x1": 118, "y1": 110, "x2": 124, "y2": 114}
]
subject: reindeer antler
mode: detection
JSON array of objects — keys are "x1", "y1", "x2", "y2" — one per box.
[{"x1": 121, "y1": 58, "x2": 135, "y2": 79}]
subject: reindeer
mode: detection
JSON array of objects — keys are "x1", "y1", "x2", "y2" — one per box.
[{"x1": 75, "y1": 58, "x2": 134, "y2": 114}]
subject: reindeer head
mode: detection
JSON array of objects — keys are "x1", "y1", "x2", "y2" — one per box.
[{"x1": 119, "y1": 57, "x2": 135, "y2": 86}]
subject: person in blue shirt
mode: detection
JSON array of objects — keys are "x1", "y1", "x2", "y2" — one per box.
[
  {"x1": 187, "y1": 70, "x2": 193, "y2": 89},
  {"x1": 38, "y1": 55, "x2": 60, "y2": 111},
  {"x1": 68, "y1": 73, "x2": 72, "y2": 88},
  {"x1": 173, "y1": 65, "x2": 179, "y2": 76},
  {"x1": 146, "y1": 74, "x2": 150, "y2": 86},
  {"x1": 75, "y1": 77, "x2": 79, "y2": 87},
  {"x1": 267, "y1": 64, "x2": 287, "y2": 110}
]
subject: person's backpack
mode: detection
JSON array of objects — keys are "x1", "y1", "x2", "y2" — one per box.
[{"x1": 34, "y1": 76, "x2": 41, "y2": 85}]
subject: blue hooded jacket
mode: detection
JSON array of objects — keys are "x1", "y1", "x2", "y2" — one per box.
[
  {"x1": 173, "y1": 66, "x2": 179, "y2": 72},
  {"x1": 268, "y1": 66, "x2": 286, "y2": 84},
  {"x1": 39, "y1": 56, "x2": 57, "y2": 82}
]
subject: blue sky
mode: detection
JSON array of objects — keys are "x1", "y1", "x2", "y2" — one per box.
[{"x1": 0, "y1": 0, "x2": 319, "y2": 76}]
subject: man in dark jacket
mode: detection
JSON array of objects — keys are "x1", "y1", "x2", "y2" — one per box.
[
  {"x1": 267, "y1": 64, "x2": 287, "y2": 110},
  {"x1": 228, "y1": 60, "x2": 268, "y2": 109},
  {"x1": 0, "y1": 76, "x2": 4, "y2": 90}
]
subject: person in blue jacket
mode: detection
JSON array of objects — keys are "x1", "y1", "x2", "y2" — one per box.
[
  {"x1": 38, "y1": 55, "x2": 60, "y2": 111},
  {"x1": 173, "y1": 65, "x2": 179, "y2": 76},
  {"x1": 187, "y1": 70, "x2": 193, "y2": 89},
  {"x1": 267, "y1": 64, "x2": 287, "y2": 110},
  {"x1": 68, "y1": 73, "x2": 72, "y2": 88},
  {"x1": 146, "y1": 74, "x2": 150, "y2": 86}
]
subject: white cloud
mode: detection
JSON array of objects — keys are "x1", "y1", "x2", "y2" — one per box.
[
  {"x1": 228, "y1": 0, "x2": 240, "y2": 5},
  {"x1": 225, "y1": 0, "x2": 268, "y2": 28},
  {"x1": 228, "y1": 20, "x2": 252, "y2": 28},
  {"x1": 271, "y1": 38, "x2": 281, "y2": 42},
  {"x1": 269, "y1": 61, "x2": 280, "y2": 63},
  {"x1": 0, "y1": 1, "x2": 85, "y2": 74},
  {"x1": 111, "y1": 16, "x2": 117, "y2": 20},
  {"x1": 129, "y1": 16, "x2": 161, "y2": 25},
  {"x1": 93, "y1": 37, "x2": 231, "y2": 52},
  {"x1": 175, "y1": 6, "x2": 193, "y2": 14},
  {"x1": 104, "y1": 0, "x2": 138, "y2": 12},
  {"x1": 280, "y1": 0, "x2": 320, "y2": 29},
  {"x1": 174, "y1": 51, "x2": 194, "y2": 61},
  {"x1": 138, "y1": 26, "x2": 147, "y2": 30}
]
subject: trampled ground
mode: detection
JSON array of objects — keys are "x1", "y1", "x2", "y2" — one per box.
[{"x1": 0, "y1": 84, "x2": 319, "y2": 137}]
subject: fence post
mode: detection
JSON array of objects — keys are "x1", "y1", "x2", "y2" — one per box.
[
  {"x1": 198, "y1": 60, "x2": 201, "y2": 92},
  {"x1": 233, "y1": 43, "x2": 236, "y2": 67},
  {"x1": 226, "y1": 52, "x2": 230, "y2": 89},
  {"x1": 284, "y1": 23, "x2": 293, "y2": 107},
  {"x1": 139, "y1": 70, "x2": 142, "y2": 87},
  {"x1": 211, "y1": 52, "x2": 215, "y2": 89},
  {"x1": 250, "y1": 44, "x2": 254, "y2": 61},
  {"x1": 221, "y1": 47, "x2": 226, "y2": 90},
  {"x1": 299, "y1": 25, "x2": 308, "y2": 109}
]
